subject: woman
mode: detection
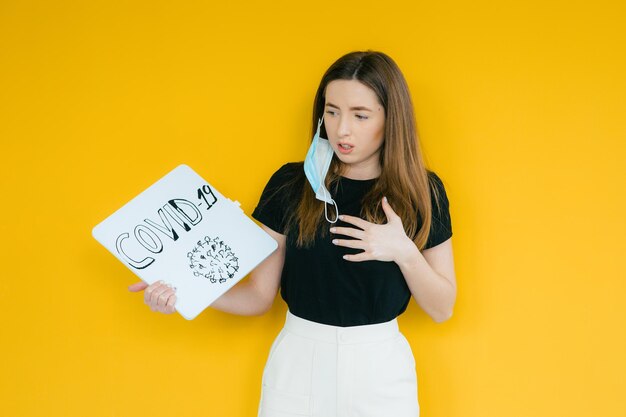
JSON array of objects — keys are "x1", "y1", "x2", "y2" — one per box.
[{"x1": 130, "y1": 50, "x2": 456, "y2": 417}]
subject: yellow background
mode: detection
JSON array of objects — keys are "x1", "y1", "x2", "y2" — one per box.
[{"x1": 1, "y1": 1, "x2": 625, "y2": 416}]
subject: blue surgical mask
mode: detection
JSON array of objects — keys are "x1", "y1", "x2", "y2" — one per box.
[{"x1": 304, "y1": 116, "x2": 339, "y2": 223}]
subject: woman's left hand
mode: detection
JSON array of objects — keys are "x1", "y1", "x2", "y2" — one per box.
[{"x1": 330, "y1": 197, "x2": 418, "y2": 264}]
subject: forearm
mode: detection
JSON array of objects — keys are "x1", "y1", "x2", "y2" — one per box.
[
  {"x1": 396, "y1": 240, "x2": 456, "y2": 323},
  {"x1": 210, "y1": 278, "x2": 275, "y2": 316},
  {"x1": 210, "y1": 227, "x2": 285, "y2": 316}
]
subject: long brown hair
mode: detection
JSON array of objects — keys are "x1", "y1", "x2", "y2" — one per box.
[{"x1": 287, "y1": 50, "x2": 443, "y2": 249}]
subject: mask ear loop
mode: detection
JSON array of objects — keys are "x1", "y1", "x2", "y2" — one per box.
[
  {"x1": 322, "y1": 187, "x2": 339, "y2": 223},
  {"x1": 318, "y1": 115, "x2": 338, "y2": 223},
  {"x1": 324, "y1": 200, "x2": 339, "y2": 223}
]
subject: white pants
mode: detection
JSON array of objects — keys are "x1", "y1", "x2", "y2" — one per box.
[{"x1": 258, "y1": 311, "x2": 419, "y2": 417}]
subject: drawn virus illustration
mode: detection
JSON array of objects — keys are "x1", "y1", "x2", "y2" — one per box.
[{"x1": 187, "y1": 236, "x2": 239, "y2": 283}]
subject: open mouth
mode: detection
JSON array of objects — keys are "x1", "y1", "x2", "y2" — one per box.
[{"x1": 337, "y1": 143, "x2": 354, "y2": 154}]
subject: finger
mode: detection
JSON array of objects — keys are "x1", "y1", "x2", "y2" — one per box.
[
  {"x1": 164, "y1": 293, "x2": 177, "y2": 314},
  {"x1": 339, "y1": 215, "x2": 371, "y2": 230},
  {"x1": 332, "y1": 238, "x2": 366, "y2": 250},
  {"x1": 149, "y1": 284, "x2": 171, "y2": 309},
  {"x1": 343, "y1": 252, "x2": 371, "y2": 262},
  {"x1": 381, "y1": 196, "x2": 400, "y2": 222},
  {"x1": 146, "y1": 282, "x2": 167, "y2": 307},
  {"x1": 128, "y1": 282, "x2": 148, "y2": 292},
  {"x1": 156, "y1": 287, "x2": 175, "y2": 312},
  {"x1": 143, "y1": 281, "x2": 163, "y2": 305},
  {"x1": 155, "y1": 288, "x2": 170, "y2": 310},
  {"x1": 330, "y1": 226, "x2": 365, "y2": 240}
]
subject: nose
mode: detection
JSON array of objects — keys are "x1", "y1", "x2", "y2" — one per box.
[{"x1": 337, "y1": 115, "x2": 351, "y2": 137}]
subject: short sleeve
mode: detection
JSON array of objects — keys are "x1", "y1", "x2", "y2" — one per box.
[
  {"x1": 252, "y1": 163, "x2": 300, "y2": 235},
  {"x1": 423, "y1": 171, "x2": 453, "y2": 249}
]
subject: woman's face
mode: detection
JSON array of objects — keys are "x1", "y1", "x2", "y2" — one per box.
[{"x1": 323, "y1": 79, "x2": 385, "y2": 179}]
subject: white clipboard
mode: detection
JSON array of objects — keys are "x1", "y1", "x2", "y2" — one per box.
[{"x1": 92, "y1": 164, "x2": 278, "y2": 320}]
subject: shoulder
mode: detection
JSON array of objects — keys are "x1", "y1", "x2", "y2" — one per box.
[
  {"x1": 426, "y1": 169, "x2": 445, "y2": 190},
  {"x1": 422, "y1": 169, "x2": 453, "y2": 249},
  {"x1": 265, "y1": 161, "x2": 304, "y2": 185},
  {"x1": 264, "y1": 162, "x2": 304, "y2": 197},
  {"x1": 253, "y1": 162, "x2": 304, "y2": 234},
  {"x1": 274, "y1": 161, "x2": 303, "y2": 179},
  {"x1": 426, "y1": 169, "x2": 449, "y2": 206}
]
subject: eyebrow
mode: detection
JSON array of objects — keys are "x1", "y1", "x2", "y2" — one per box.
[{"x1": 325, "y1": 102, "x2": 374, "y2": 112}]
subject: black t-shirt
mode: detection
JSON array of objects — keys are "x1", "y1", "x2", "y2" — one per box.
[{"x1": 252, "y1": 162, "x2": 453, "y2": 327}]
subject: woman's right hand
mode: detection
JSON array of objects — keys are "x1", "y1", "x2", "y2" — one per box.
[
  {"x1": 128, "y1": 281, "x2": 177, "y2": 314},
  {"x1": 126, "y1": 224, "x2": 285, "y2": 317}
]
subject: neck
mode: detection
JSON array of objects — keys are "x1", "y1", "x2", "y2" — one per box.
[{"x1": 341, "y1": 163, "x2": 381, "y2": 180}]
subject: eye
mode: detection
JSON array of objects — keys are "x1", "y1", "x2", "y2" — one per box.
[
  {"x1": 325, "y1": 110, "x2": 338, "y2": 117},
  {"x1": 356, "y1": 114, "x2": 368, "y2": 120}
]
